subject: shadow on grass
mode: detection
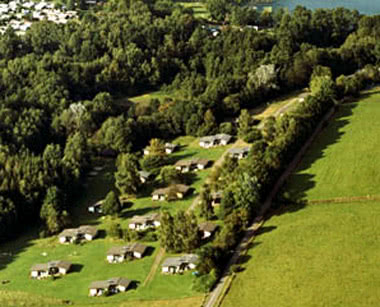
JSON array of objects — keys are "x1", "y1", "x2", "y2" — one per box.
[
  {"x1": 70, "y1": 263, "x2": 84, "y2": 273},
  {"x1": 0, "y1": 229, "x2": 36, "y2": 272},
  {"x1": 280, "y1": 103, "x2": 356, "y2": 206},
  {"x1": 143, "y1": 246, "x2": 155, "y2": 257}
]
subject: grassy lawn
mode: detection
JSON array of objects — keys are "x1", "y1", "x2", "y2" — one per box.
[
  {"x1": 128, "y1": 90, "x2": 176, "y2": 104},
  {"x1": 285, "y1": 91, "x2": 380, "y2": 201},
  {"x1": 0, "y1": 135, "x2": 229, "y2": 306},
  {"x1": 179, "y1": 2, "x2": 210, "y2": 19},
  {"x1": 222, "y1": 201, "x2": 380, "y2": 307}
]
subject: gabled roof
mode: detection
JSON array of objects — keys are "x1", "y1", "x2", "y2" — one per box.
[
  {"x1": 30, "y1": 263, "x2": 48, "y2": 272},
  {"x1": 199, "y1": 222, "x2": 218, "y2": 233},
  {"x1": 228, "y1": 147, "x2": 250, "y2": 155},
  {"x1": 199, "y1": 136, "x2": 216, "y2": 143},
  {"x1": 138, "y1": 170, "x2": 151, "y2": 179},
  {"x1": 175, "y1": 160, "x2": 193, "y2": 167},
  {"x1": 215, "y1": 133, "x2": 232, "y2": 142},
  {"x1": 58, "y1": 225, "x2": 97, "y2": 238},
  {"x1": 165, "y1": 143, "x2": 178, "y2": 149},
  {"x1": 107, "y1": 243, "x2": 148, "y2": 256},
  {"x1": 89, "y1": 277, "x2": 131, "y2": 289},
  {"x1": 129, "y1": 212, "x2": 160, "y2": 225},
  {"x1": 48, "y1": 260, "x2": 72, "y2": 271},
  {"x1": 162, "y1": 254, "x2": 199, "y2": 267}
]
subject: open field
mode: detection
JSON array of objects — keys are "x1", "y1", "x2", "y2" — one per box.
[
  {"x1": 222, "y1": 201, "x2": 380, "y2": 307},
  {"x1": 0, "y1": 135, "x2": 229, "y2": 306},
  {"x1": 179, "y1": 2, "x2": 210, "y2": 19},
  {"x1": 286, "y1": 90, "x2": 380, "y2": 201}
]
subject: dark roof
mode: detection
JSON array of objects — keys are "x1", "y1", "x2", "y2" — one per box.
[
  {"x1": 175, "y1": 160, "x2": 193, "y2": 167},
  {"x1": 173, "y1": 184, "x2": 191, "y2": 194},
  {"x1": 59, "y1": 225, "x2": 97, "y2": 238},
  {"x1": 48, "y1": 260, "x2": 72, "y2": 271},
  {"x1": 161, "y1": 254, "x2": 199, "y2": 267},
  {"x1": 199, "y1": 136, "x2": 216, "y2": 143},
  {"x1": 228, "y1": 147, "x2": 250, "y2": 155},
  {"x1": 89, "y1": 277, "x2": 131, "y2": 289},
  {"x1": 199, "y1": 222, "x2": 218, "y2": 233},
  {"x1": 78, "y1": 225, "x2": 98, "y2": 237},
  {"x1": 195, "y1": 158, "x2": 211, "y2": 166}
]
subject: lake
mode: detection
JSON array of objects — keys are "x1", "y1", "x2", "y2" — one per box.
[{"x1": 273, "y1": 0, "x2": 380, "y2": 15}]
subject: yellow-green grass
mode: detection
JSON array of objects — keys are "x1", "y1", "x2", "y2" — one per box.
[
  {"x1": 179, "y1": 2, "x2": 210, "y2": 19},
  {"x1": 286, "y1": 91, "x2": 380, "y2": 201},
  {"x1": 128, "y1": 90, "x2": 175, "y2": 104},
  {"x1": 222, "y1": 201, "x2": 380, "y2": 307}
]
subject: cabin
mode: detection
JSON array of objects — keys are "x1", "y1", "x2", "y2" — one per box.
[
  {"x1": 161, "y1": 254, "x2": 199, "y2": 274},
  {"x1": 211, "y1": 191, "x2": 223, "y2": 206},
  {"x1": 107, "y1": 243, "x2": 148, "y2": 263},
  {"x1": 199, "y1": 134, "x2": 232, "y2": 148},
  {"x1": 128, "y1": 213, "x2": 161, "y2": 230},
  {"x1": 152, "y1": 184, "x2": 192, "y2": 201},
  {"x1": 58, "y1": 225, "x2": 98, "y2": 244},
  {"x1": 175, "y1": 159, "x2": 212, "y2": 173},
  {"x1": 138, "y1": 170, "x2": 153, "y2": 183},
  {"x1": 199, "y1": 222, "x2": 218, "y2": 239},
  {"x1": 165, "y1": 143, "x2": 178, "y2": 154},
  {"x1": 30, "y1": 260, "x2": 72, "y2": 279},
  {"x1": 89, "y1": 277, "x2": 132, "y2": 297},
  {"x1": 228, "y1": 147, "x2": 250, "y2": 160},
  {"x1": 88, "y1": 200, "x2": 103, "y2": 214}
]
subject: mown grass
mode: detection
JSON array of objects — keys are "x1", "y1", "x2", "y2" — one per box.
[
  {"x1": 0, "y1": 135, "x2": 228, "y2": 306},
  {"x1": 222, "y1": 201, "x2": 380, "y2": 307},
  {"x1": 179, "y1": 2, "x2": 210, "y2": 19},
  {"x1": 286, "y1": 91, "x2": 380, "y2": 201}
]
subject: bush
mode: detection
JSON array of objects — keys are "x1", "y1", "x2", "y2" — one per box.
[{"x1": 192, "y1": 269, "x2": 218, "y2": 292}]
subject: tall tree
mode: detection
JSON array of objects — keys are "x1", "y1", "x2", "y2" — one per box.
[{"x1": 115, "y1": 153, "x2": 141, "y2": 195}]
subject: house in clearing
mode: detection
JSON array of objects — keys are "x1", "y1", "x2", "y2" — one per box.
[
  {"x1": 144, "y1": 143, "x2": 178, "y2": 155},
  {"x1": 199, "y1": 222, "x2": 218, "y2": 239},
  {"x1": 107, "y1": 243, "x2": 148, "y2": 263},
  {"x1": 228, "y1": 147, "x2": 250, "y2": 160},
  {"x1": 165, "y1": 142, "x2": 178, "y2": 154},
  {"x1": 161, "y1": 254, "x2": 199, "y2": 274},
  {"x1": 58, "y1": 225, "x2": 98, "y2": 244},
  {"x1": 211, "y1": 191, "x2": 223, "y2": 206},
  {"x1": 88, "y1": 200, "x2": 103, "y2": 213},
  {"x1": 128, "y1": 212, "x2": 161, "y2": 230},
  {"x1": 89, "y1": 277, "x2": 132, "y2": 297},
  {"x1": 175, "y1": 159, "x2": 212, "y2": 173},
  {"x1": 30, "y1": 260, "x2": 72, "y2": 279},
  {"x1": 199, "y1": 134, "x2": 232, "y2": 148},
  {"x1": 152, "y1": 184, "x2": 192, "y2": 201},
  {"x1": 138, "y1": 170, "x2": 153, "y2": 183}
]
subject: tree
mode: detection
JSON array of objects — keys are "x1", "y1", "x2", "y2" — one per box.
[
  {"x1": 160, "y1": 166, "x2": 182, "y2": 185},
  {"x1": 62, "y1": 132, "x2": 89, "y2": 180},
  {"x1": 107, "y1": 220, "x2": 122, "y2": 239},
  {"x1": 199, "y1": 184, "x2": 214, "y2": 220},
  {"x1": 237, "y1": 109, "x2": 252, "y2": 140},
  {"x1": 115, "y1": 153, "x2": 141, "y2": 195},
  {"x1": 102, "y1": 191, "x2": 122, "y2": 216},
  {"x1": 40, "y1": 186, "x2": 70, "y2": 234}
]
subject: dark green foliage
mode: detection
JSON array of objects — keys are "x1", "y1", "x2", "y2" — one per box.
[
  {"x1": 102, "y1": 191, "x2": 122, "y2": 216},
  {"x1": 199, "y1": 184, "x2": 214, "y2": 220},
  {"x1": 107, "y1": 220, "x2": 123, "y2": 239},
  {"x1": 115, "y1": 153, "x2": 141, "y2": 195}
]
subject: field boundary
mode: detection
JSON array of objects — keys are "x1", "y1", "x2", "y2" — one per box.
[
  {"x1": 308, "y1": 194, "x2": 380, "y2": 204},
  {"x1": 142, "y1": 247, "x2": 165, "y2": 287},
  {"x1": 205, "y1": 105, "x2": 337, "y2": 307}
]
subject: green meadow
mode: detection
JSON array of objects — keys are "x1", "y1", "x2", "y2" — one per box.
[
  {"x1": 222, "y1": 201, "x2": 380, "y2": 307},
  {"x1": 286, "y1": 91, "x2": 380, "y2": 201}
]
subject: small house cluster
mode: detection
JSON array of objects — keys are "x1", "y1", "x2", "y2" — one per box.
[
  {"x1": 128, "y1": 212, "x2": 161, "y2": 230},
  {"x1": 0, "y1": 0, "x2": 78, "y2": 34},
  {"x1": 30, "y1": 260, "x2": 72, "y2": 279},
  {"x1": 228, "y1": 147, "x2": 251, "y2": 160},
  {"x1": 107, "y1": 243, "x2": 148, "y2": 263},
  {"x1": 58, "y1": 225, "x2": 98, "y2": 244},
  {"x1": 152, "y1": 184, "x2": 192, "y2": 201},
  {"x1": 175, "y1": 158, "x2": 212, "y2": 173},
  {"x1": 161, "y1": 254, "x2": 199, "y2": 274},
  {"x1": 89, "y1": 277, "x2": 132, "y2": 297},
  {"x1": 199, "y1": 134, "x2": 232, "y2": 148}
]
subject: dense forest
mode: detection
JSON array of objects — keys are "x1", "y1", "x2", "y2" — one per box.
[{"x1": 1, "y1": 0, "x2": 380, "y2": 246}]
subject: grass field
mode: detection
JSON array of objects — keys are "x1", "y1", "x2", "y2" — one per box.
[
  {"x1": 179, "y1": 2, "x2": 210, "y2": 19},
  {"x1": 286, "y1": 90, "x2": 380, "y2": 201},
  {"x1": 222, "y1": 201, "x2": 380, "y2": 307},
  {"x1": 0, "y1": 135, "x2": 229, "y2": 306}
]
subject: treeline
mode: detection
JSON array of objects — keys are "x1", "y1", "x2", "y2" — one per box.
[{"x1": 1, "y1": 0, "x2": 380, "y2": 242}]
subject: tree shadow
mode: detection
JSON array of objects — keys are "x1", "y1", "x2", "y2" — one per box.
[
  {"x1": 0, "y1": 229, "x2": 36, "y2": 272},
  {"x1": 120, "y1": 206, "x2": 161, "y2": 219},
  {"x1": 96, "y1": 230, "x2": 107, "y2": 239},
  {"x1": 129, "y1": 280, "x2": 140, "y2": 291},
  {"x1": 280, "y1": 103, "x2": 356, "y2": 205},
  {"x1": 143, "y1": 246, "x2": 155, "y2": 257},
  {"x1": 254, "y1": 226, "x2": 277, "y2": 236},
  {"x1": 70, "y1": 263, "x2": 84, "y2": 273},
  {"x1": 167, "y1": 152, "x2": 197, "y2": 165}
]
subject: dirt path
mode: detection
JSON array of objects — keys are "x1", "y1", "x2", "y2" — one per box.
[
  {"x1": 203, "y1": 106, "x2": 336, "y2": 307},
  {"x1": 187, "y1": 139, "x2": 247, "y2": 212},
  {"x1": 142, "y1": 247, "x2": 165, "y2": 287}
]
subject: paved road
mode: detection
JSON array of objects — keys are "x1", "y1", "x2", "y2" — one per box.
[{"x1": 203, "y1": 106, "x2": 336, "y2": 307}]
